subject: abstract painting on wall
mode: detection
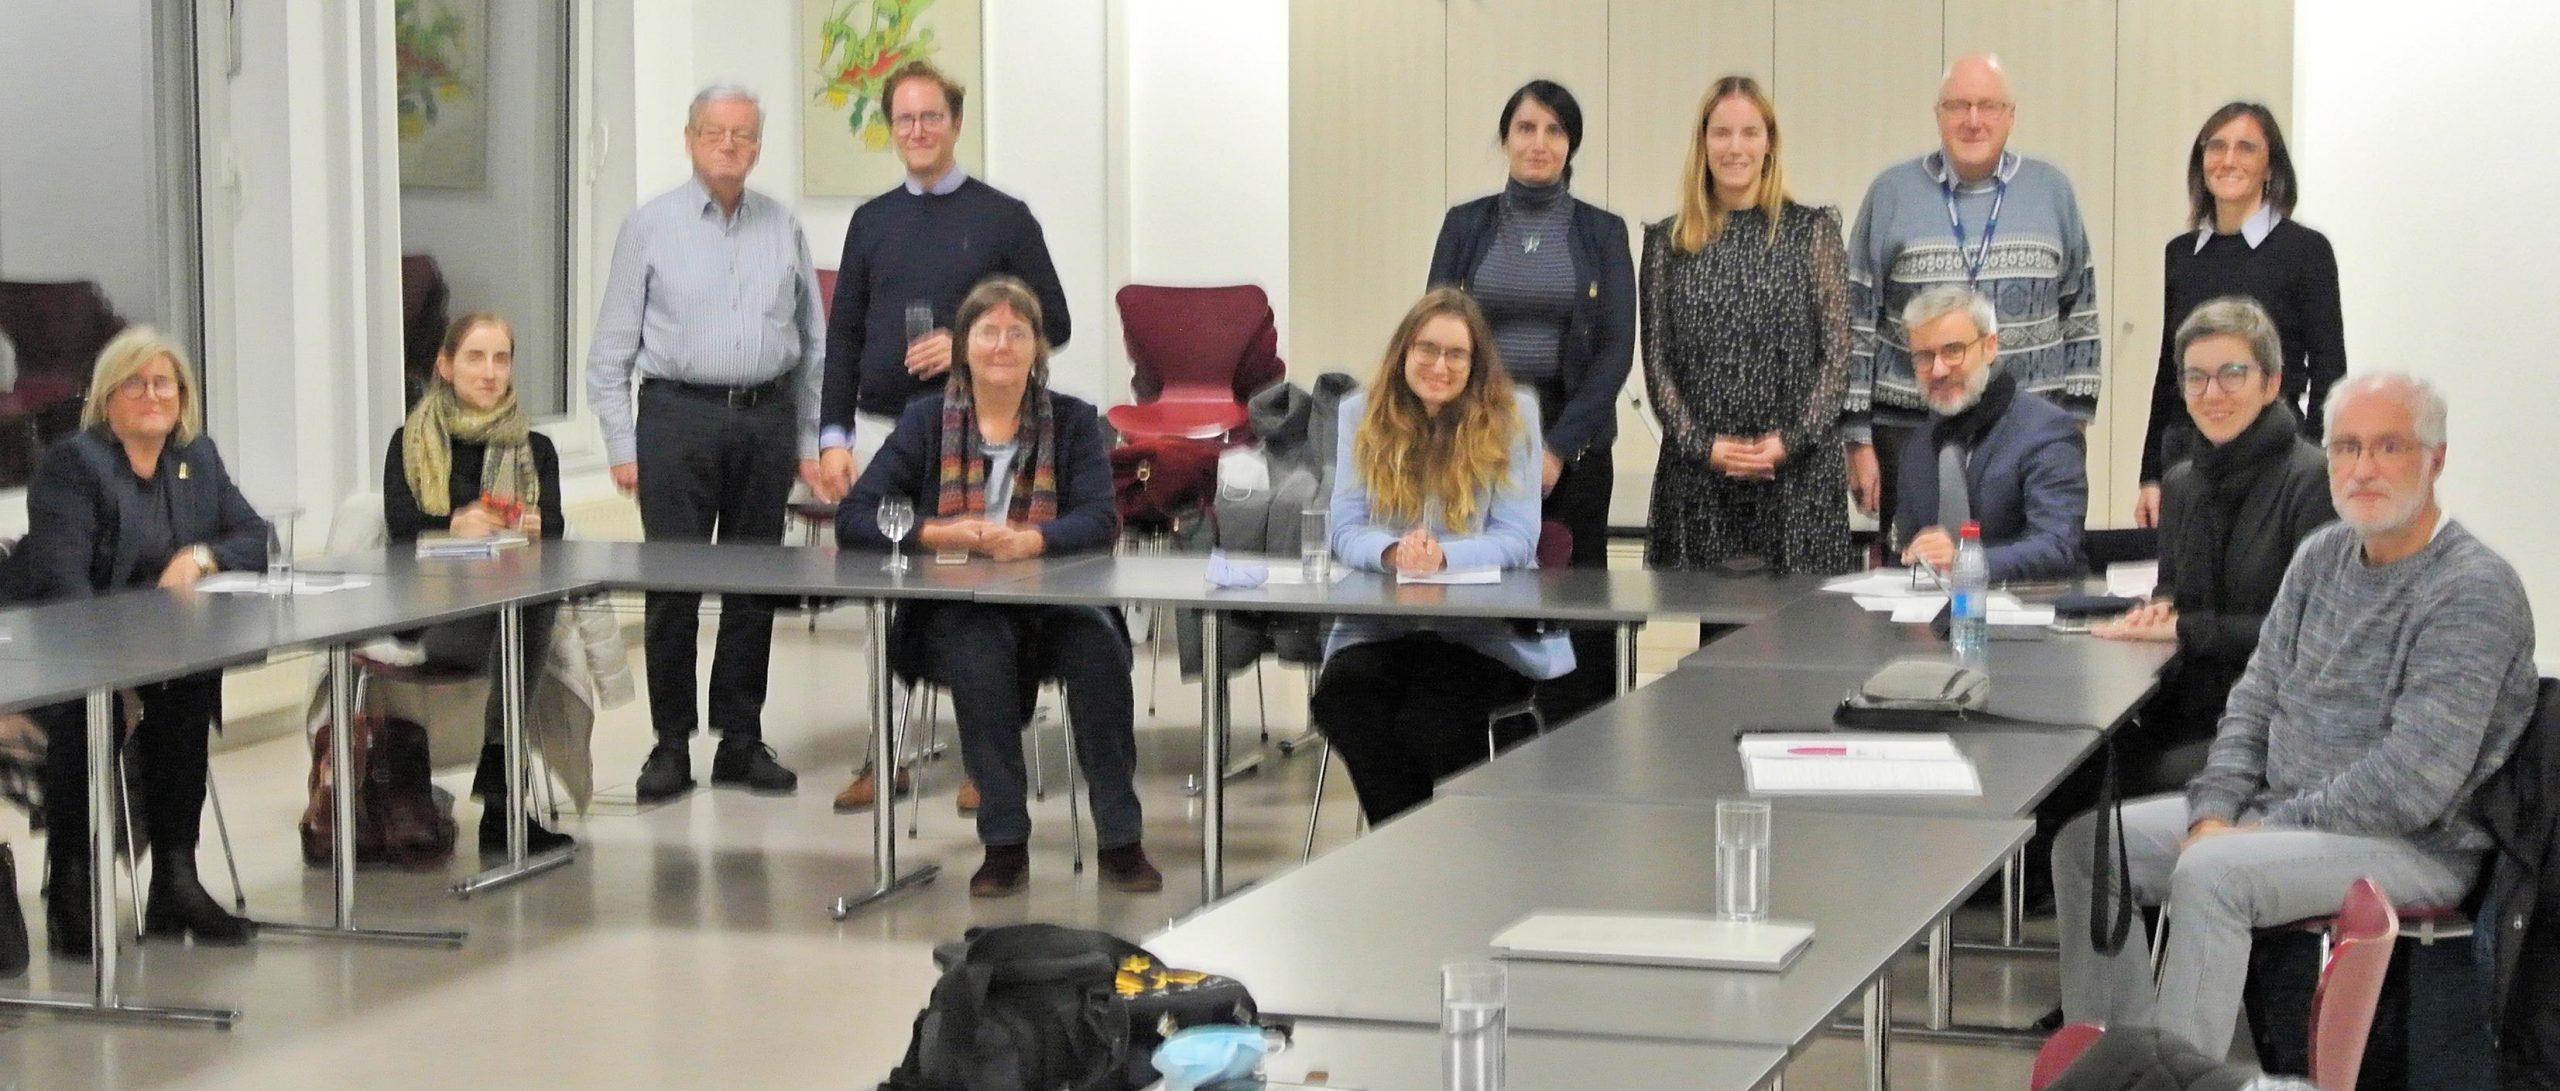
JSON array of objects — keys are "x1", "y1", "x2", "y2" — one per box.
[
  {"x1": 802, "y1": 0, "x2": 985, "y2": 197},
  {"x1": 395, "y1": 0, "x2": 488, "y2": 190}
]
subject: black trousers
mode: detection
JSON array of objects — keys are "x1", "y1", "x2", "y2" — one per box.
[
  {"x1": 40, "y1": 671, "x2": 222, "y2": 873},
  {"x1": 418, "y1": 602, "x2": 559, "y2": 794},
  {"x1": 634, "y1": 382, "x2": 798, "y2": 743},
  {"x1": 1312, "y1": 634, "x2": 1533, "y2": 824},
  {"x1": 1872, "y1": 422, "x2": 1915, "y2": 547},
  {"x1": 914, "y1": 603, "x2": 1145, "y2": 849},
  {"x1": 1536, "y1": 443, "x2": 1616, "y2": 725}
]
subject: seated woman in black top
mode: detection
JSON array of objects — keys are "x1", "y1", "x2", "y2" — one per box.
[
  {"x1": 8, "y1": 328, "x2": 267, "y2": 955},
  {"x1": 381, "y1": 313, "x2": 571, "y2": 853},
  {"x1": 2097, "y1": 297, "x2": 2335, "y2": 790},
  {"x1": 837, "y1": 276, "x2": 1157, "y2": 899}
]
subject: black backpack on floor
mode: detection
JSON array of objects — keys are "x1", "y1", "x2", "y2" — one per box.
[{"x1": 880, "y1": 924, "x2": 1259, "y2": 1091}]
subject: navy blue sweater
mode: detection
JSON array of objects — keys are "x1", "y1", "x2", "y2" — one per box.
[{"x1": 822, "y1": 178, "x2": 1071, "y2": 428}]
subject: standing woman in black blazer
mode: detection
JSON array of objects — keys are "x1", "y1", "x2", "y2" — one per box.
[
  {"x1": 12, "y1": 328, "x2": 266, "y2": 955},
  {"x1": 382, "y1": 313, "x2": 572, "y2": 854},
  {"x1": 2132, "y1": 102, "x2": 2345, "y2": 527},
  {"x1": 1428, "y1": 79, "x2": 1635, "y2": 723}
]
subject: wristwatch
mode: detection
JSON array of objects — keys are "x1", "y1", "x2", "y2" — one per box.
[{"x1": 189, "y1": 544, "x2": 217, "y2": 573}]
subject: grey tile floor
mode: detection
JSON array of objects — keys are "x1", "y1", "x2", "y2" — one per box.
[{"x1": 0, "y1": 592, "x2": 2050, "y2": 1089}]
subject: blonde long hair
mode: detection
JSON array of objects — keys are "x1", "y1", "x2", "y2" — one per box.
[
  {"x1": 1672, "y1": 76, "x2": 1790, "y2": 252},
  {"x1": 81, "y1": 326, "x2": 203, "y2": 445},
  {"x1": 1352, "y1": 289, "x2": 1518, "y2": 531}
]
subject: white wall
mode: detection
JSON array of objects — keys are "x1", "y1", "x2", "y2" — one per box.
[
  {"x1": 0, "y1": 0, "x2": 175, "y2": 328},
  {"x1": 2294, "y1": 2, "x2": 2560, "y2": 658},
  {"x1": 1119, "y1": 0, "x2": 1291, "y2": 361}
]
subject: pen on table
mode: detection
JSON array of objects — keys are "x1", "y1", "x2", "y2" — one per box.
[{"x1": 1785, "y1": 746, "x2": 1851, "y2": 757}]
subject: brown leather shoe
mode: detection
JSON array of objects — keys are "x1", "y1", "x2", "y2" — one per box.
[
  {"x1": 969, "y1": 844, "x2": 1029, "y2": 897},
  {"x1": 955, "y1": 776, "x2": 981, "y2": 814},
  {"x1": 831, "y1": 764, "x2": 914, "y2": 812},
  {"x1": 1096, "y1": 843, "x2": 1164, "y2": 893}
]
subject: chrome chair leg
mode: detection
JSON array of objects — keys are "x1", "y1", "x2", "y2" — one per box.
[
  {"x1": 203, "y1": 772, "x2": 246, "y2": 913},
  {"x1": 1301, "y1": 739, "x2": 1331, "y2": 863},
  {"x1": 1057, "y1": 684, "x2": 1084, "y2": 874}
]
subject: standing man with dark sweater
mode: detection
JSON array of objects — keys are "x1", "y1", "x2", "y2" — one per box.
[
  {"x1": 2053, "y1": 373, "x2": 2536, "y2": 1058},
  {"x1": 1843, "y1": 54, "x2": 2101, "y2": 535},
  {"x1": 819, "y1": 60, "x2": 1071, "y2": 810}
]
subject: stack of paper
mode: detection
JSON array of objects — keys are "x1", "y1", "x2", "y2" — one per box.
[
  {"x1": 416, "y1": 532, "x2": 529, "y2": 559},
  {"x1": 2106, "y1": 561, "x2": 2160, "y2": 599},
  {"x1": 1491, "y1": 911, "x2": 1815, "y2": 972},
  {"x1": 1738, "y1": 733, "x2": 1982, "y2": 795}
]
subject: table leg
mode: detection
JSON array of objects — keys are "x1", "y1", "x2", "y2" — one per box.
[
  {"x1": 1928, "y1": 916, "x2": 1953, "y2": 1031},
  {"x1": 259, "y1": 646, "x2": 465, "y2": 946},
  {"x1": 0, "y1": 689, "x2": 239, "y2": 1026},
  {"x1": 1615, "y1": 622, "x2": 1638, "y2": 696},
  {"x1": 453, "y1": 604, "x2": 577, "y2": 897},
  {"x1": 832, "y1": 598, "x2": 939, "y2": 918},
  {"x1": 1864, "y1": 972, "x2": 1892, "y2": 1091},
  {"x1": 1200, "y1": 609, "x2": 1227, "y2": 903}
]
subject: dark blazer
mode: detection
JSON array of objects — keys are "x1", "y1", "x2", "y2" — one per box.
[
  {"x1": 836, "y1": 390, "x2": 1119, "y2": 677},
  {"x1": 2475, "y1": 678, "x2": 2560, "y2": 1085},
  {"x1": 1895, "y1": 391, "x2": 2088, "y2": 582},
  {"x1": 1427, "y1": 193, "x2": 1635, "y2": 462},
  {"x1": 2153, "y1": 439, "x2": 2333, "y2": 669},
  {"x1": 7, "y1": 426, "x2": 267, "y2": 603},
  {"x1": 379, "y1": 428, "x2": 567, "y2": 544}
]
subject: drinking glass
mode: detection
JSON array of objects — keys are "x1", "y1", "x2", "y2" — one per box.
[
  {"x1": 1717, "y1": 797, "x2": 1773, "y2": 922},
  {"x1": 1298, "y1": 506, "x2": 1329, "y2": 582},
  {"x1": 1441, "y1": 960, "x2": 1507, "y2": 1091},
  {"x1": 263, "y1": 509, "x2": 299, "y2": 594},
  {"x1": 904, "y1": 301, "x2": 935, "y2": 344},
  {"x1": 877, "y1": 496, "x2": 915, "y2": 572}
]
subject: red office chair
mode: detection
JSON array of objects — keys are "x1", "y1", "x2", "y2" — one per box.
[
  {"x1": 816, "y1": 268, "x2": 838, "y2": 318},
  {"x1": 2029, "y1": 876, "x2": 2401, "y2": 1091},
  {"x1": 1107, "y1": 284, "x2": 1285, "y2": 443}
]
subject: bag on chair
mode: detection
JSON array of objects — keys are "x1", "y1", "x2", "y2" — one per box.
[
  {"x1": 1109, "y1": 439, "x2": 1220, "y2": 532},
  {"x1": 298, "y1": 714, "x2": 455, "y2": 869}
]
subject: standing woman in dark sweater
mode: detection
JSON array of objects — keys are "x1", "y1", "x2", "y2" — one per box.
[
  {"x1": 2132, "y1": 102, "x2": 2345, "y2": 527},
  {"x1": 381, "y1": 313, "x2": 572, "y2": 853},
  {"x1": 11, "y1": 328, "x2": 267, "y2": 955},
  {"x1": 2097, "y1": 298, "x2": 2334, "y2": 791},
  {"x1": 1427, "y1": 79, "x2": 1634, "y2": 723}
]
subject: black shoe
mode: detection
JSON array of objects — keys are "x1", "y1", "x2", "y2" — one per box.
[
  {"x1": 0, "y1": 845, "x2": 28, "y2": 977},
  {"x1": 1096, "y1": 843, "x2": 1164, "y2": 894},
  {"x1": 970, "y1": 844, "x2": 1030, "y2": 898},
  {"x1": 478, "y1": 805, "x2": 576, "y2": 855},
  {"x1": 710, "y1": 740, "x2": 797, "y2": 794},
  {"x1": 44, "y1": 854, "x2": 93, "y2": 961},
  {"x1": 143, "y1": 857, "x2": 254, "y2": 946},
  {"x1": 634, "y1": 744, "x2": 695, "y2": 803}
]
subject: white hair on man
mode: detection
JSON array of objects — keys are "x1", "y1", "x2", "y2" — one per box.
[
  {"x1": 2324, "y1": 371, "x2": 2448, "y2": 448},
  {"x1": 1901, "y1": 283, "x2": 1999, "y2": 340},
  {"x1": 688, "y1": 82, "x2": 764, "y2": 129}
]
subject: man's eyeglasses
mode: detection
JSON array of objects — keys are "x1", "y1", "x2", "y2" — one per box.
[
  {"x1": 1936, "y1": 99, "x2": 2013, "y2": 120},
  {"x1": 691, "y1": 126, "x2": 761, "y2": 147},
  {"x1": 1909, "y1": 336, "x2": 1987, "y2": 369},
  {"x1": 890, "y1": 111, "x2": 950, "y2": 133},
  {"x1": 2180, "y1": 363, "x2": 2261, "y2": 397},
  {"x1": 2325, "y1": 436, "x2": 2426, "y2": 465}
]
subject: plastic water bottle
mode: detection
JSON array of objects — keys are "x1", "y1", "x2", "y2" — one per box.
[{"x1": 1950, "y1": 520, "x2": 1989, "y2": 668}]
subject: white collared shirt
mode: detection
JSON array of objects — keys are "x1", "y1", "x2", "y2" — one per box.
[
  {"x1": 904, "y1": 164, "x2": 970, "y2": 197},
  {"x1": 2193, "y1": 201, "x2": 2281, "y2": 254}
]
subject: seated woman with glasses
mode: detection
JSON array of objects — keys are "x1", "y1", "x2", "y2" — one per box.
[
  {"x1": 837, "y1": 275, "x2": 1157, "y2": 899},
  {"x1": 2095, "y1": 297, "x2": 2335, "y2": 791},
  {"x1": 1310, "y1": 288, "x2": 1571, "y2": 825},
  {"x1": 381, "y1": 312, "x2": 571, "y2": 855},
  {"x1": 2, "y1": 328, "x2": 267, "y2": 957}
]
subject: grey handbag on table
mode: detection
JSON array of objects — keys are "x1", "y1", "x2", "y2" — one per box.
[{"x1": 1832, "y1": 658, "x2": 1989, "y2": 728}]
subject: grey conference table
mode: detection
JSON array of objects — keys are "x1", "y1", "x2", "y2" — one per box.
[
  {"x1": 0, "y1": 570, "x2": 604, "y2": 1027},
  {"x1": 1682, "y1": 589, "x2": 2177, "y2": 680},
  {"x1": 972, "y1": 553, "x2": 1825, "y2": 901},
  {"x1": 1146, "y1": 794, "x2": 2029, "y2": 1091},
  {"x1": 1231, "y1": 1017, "x2": 1789, "y2": 1091}
]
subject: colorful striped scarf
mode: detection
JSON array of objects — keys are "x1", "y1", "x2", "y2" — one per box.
[{"x1": 935, "y1": 375, "x2": 1058, "y2": 524}]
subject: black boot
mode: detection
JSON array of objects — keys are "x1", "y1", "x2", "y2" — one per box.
[
  {"x1": 143, "y1": 853, "x2": 254, "y2": 945},
  {"x1": 474, "y1": 745, "x2": 575, "y2": 855},
  {"x1": 44, "y1": 845, "x2": 93, "y2": 961},
  {"x1": 0, "y1": 845, "x2": 28, "y2": 977}
]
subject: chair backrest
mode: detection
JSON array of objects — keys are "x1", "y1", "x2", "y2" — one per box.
[
  {"x1": 325, "y1": 490, "x2": 389, "y2": 555},
  {"x1": 2308, "y1": 876, "x2": 2400, "y2": 1091},
  {"x1": 1535, "y1": 520, "x2": 1572, "y2": 570},
  {"x1": 816, "y1": 267, "x2": 838, "y2": 318},
  {"x1": 2028, "y1": 1021, "x2": 2106, "y2": 1091},
  {"x1": 2081, "y1": 527, "x2": 2159, "y2": 576},
  {"x1": 1114, "y1": 284, "x2": 1282, "y2": 403}
]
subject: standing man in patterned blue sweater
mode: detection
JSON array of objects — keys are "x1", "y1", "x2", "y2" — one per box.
[
  {"x1": 819, "y1": 60, "x2": 1071, "y2": 811},
  {"x1": 1842, "y1": 53, "x2": 2101, "y2": 536}
]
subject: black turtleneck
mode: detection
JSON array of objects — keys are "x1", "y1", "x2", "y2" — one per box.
[{"x1": 1470, "y1": 176, "x2": 1578, "y2": 390}]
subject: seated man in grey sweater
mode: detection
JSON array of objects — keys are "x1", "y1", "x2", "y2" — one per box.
[
  {"x1": 2053, "y1": 372, "x2": 2537, "y2": 1056},
  {"x1": 1892, "y1": 284, "x2": 2088, "y2": 581}
]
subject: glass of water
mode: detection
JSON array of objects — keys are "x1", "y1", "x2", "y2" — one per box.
[
  {"x1": 1717, "y1": 797, "x2": 1773, "y2": 922},
  {"x1": 905, "y1": 301, "x2": 935, "y2": 345},
  {"x1": 877, "y1": 496, "x2": 915, "y2": 572},
  {"x1": 1441, "y1": 960, "x2": 1507, "y2": 1091},
  {"x1": 1298, "y1": 506, "x2": 1329, "y2": 582},
  {"x1": 263, "y1": 509, "x2": 299, "y2": 594}
]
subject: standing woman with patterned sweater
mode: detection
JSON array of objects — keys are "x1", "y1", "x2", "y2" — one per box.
[{"x1": 1426, "y1": 79, "x2": 1634, "y2": 724}]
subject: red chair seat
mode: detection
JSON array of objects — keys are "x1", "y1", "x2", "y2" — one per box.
[{"x1": 1106, "y1": 400, "x2": 1249, "y2": 442}]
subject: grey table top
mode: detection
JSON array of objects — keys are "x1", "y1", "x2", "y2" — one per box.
[
  {"x1": 1443, "y1": 664, "x2": 2116, "y2": 819},
  {"x1": 1681, "y1": 590, "x2": 2177, "y2": 679},
  {"x1": 1240, "y1": 1017, "x2": 1787, "y2": 1091},
  {"x1": 0, "y1": 654, "x2": 204, "y2": 713},
  {"x1": 0, "y1": 575, "x2": 572, "y2": 679},
  {"x1": 974, "y1": 553, "x2": 1819, "y2": 624},
  {"x1": 308, "y1": 540, "x2": 1059, "y2": 601},
  {"x1": 1146, "y1": 795, "x2": 2027, "y2": 1049}
]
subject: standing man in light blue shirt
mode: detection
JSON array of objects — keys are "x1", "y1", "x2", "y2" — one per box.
[{"x1": 587, "y1": 83, "x2": 823, "y2": 802}]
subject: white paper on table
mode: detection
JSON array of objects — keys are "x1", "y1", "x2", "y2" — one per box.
[
  {"x1": 1822, "y1": 569, "x2": 1930, "y2": 598},
  {"x1": 1889, "y1": 598, "x2": 1950, "y2": 623},
  {"x1": 1853, "y1": 595, "x2": 1912, "y2": 612},
  {"x1": 1887, "y1": 592, "x2": 2023, "y2": 624},
  {"x1": 1396, "y1": 565, "x2": 1502, "y2": 585},
  {"x1": 1989, "y1": 604, "x2": 2058, "y2": 626},
  {"x1": 2106, "y1": 561, "x2": 2160, "y2": 599},
  {"x1": 194, "y1": 572, "x2": 374, "y2": 596},
  {"x1": 1738, "y1": 732, "x2": 1982, "y2": 795},
  {"x1": 1259, "y1": 564, "x2": 1351, "y2": 586}
]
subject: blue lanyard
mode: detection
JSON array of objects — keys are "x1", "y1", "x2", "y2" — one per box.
[{"x1": 1943, "y1": 175, "x2": 2006, "y2": 286}]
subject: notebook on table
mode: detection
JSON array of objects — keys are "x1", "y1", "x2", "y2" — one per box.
[{"x1": 1490, "y1": 911, "x2": 1815, "y2": 972}]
